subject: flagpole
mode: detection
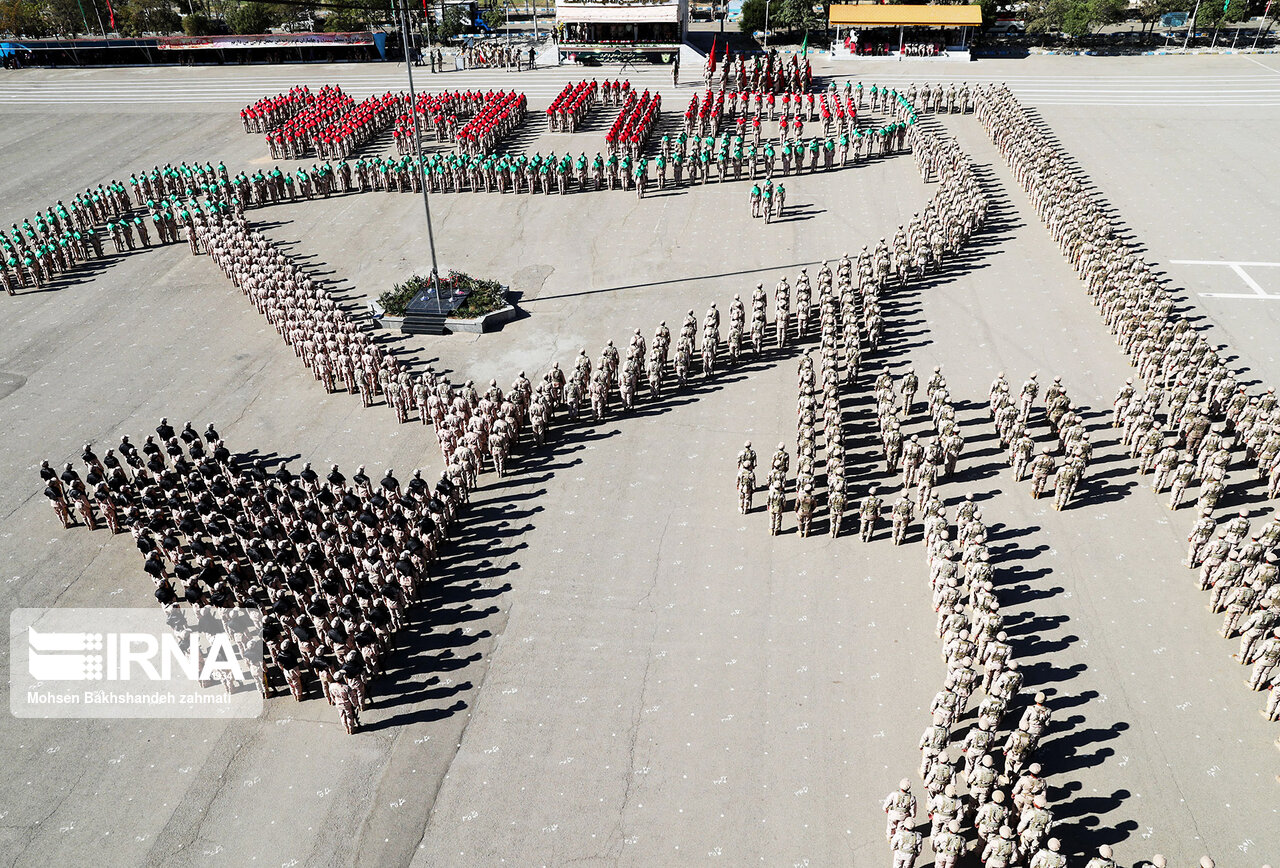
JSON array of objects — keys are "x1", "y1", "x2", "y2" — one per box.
[
  {"x1": 1253, "y1": 0, "x2": 1272, "y2": 48},
  {"x1": 397, "y1": 0, "x2": 443, "y2": 314},
  {"x1": 1183, "y1": 0, "x2": 1202, "y2": 48}
]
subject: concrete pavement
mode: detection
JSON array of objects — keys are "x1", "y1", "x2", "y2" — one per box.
[{"x1": 0, "y1": 57, "x2": 1277, "y2": 867}]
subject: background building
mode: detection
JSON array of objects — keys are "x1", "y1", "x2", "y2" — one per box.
[{"x1": 554, "y1": 0, "x2": 688, "y2": 61}]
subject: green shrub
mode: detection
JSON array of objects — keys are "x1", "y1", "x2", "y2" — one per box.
[
  {"x1": 378, "y1": 271, "x2": 507, "y2": 318},
  {"x1": 448, "y1": 271, "x2": 508, "y2": 319},
  {"x1": 378, "y1": 274, "x2": 432, "y2": 316}
]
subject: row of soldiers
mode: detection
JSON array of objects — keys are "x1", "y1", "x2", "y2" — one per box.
[
  {"x1": 194, "y1": 214, "x2": 413, "y2": 422},
  {"x1": 978, "y1": 85, "x2": 1280, "y2": 506},
  {"x1": 764, "y1": 327, "x2": 850, "y2": 536},
  {"x1": 248, "y1": 121, "x2": 909, "y2": 202},
  {"x1": 1186, "y1": 505, "x2": 1280, "y2": 728},
  {"x1": 989, "y1": 372, "x2": 1091, "y2": 510},
  {"x1": 975, "y1": 86, "x2": 1280, "y2": 751},
  {"x1": 872, "y1": 363, "x2": 966, "y2": 521},
  {"x1": 883, "y1": 496, "x2": 1062, "y2": 868},
  {"x1": 903, "y1": 81, "x2": 975, "y2": 116},
  {"x1": 704, "y1": 47, "x2": 813, "y2": 96},
  {"x1": 2, "y1": 161, "x2": 245, "y2": 295},
  {"x1": 1112, "y1": 379, "x2": 1244, "y2": 513},
  {"x1": 41, "y1": 419, "x2": 480, "y2": 734},
  {"x1": 684, "y1": 86, "x2": 878, "y2": 142},
  {"x1": 665, "y1": 123, "x2": 911, "y2": 188},
  {"x1": 737, "y1": 120, "x2": 988, "y2": 536}
]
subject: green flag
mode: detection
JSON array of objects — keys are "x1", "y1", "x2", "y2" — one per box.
[
  {"x1": 801, "y1": 32, "x2": 808, "y2": 57},
  {"x1": 1223, "y1": 0, "x2": 1229, "y2": 11}
]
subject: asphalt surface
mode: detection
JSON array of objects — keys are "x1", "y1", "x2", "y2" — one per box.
[{"x1": 0, "y1": 55, "x2": 1277, "y2": 867}]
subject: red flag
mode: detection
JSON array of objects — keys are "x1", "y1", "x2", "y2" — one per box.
[
  {"x1": 105, "y1": 0, "x2": 114, "y2": 29},
  {"x1": 708, "y1": 35, "x2": 717, "y2": 73}
]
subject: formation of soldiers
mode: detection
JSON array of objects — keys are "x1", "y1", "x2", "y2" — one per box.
[
  {"x1": 455, "y1": 91, "x2": 528, "y2": 156},
  {"x1": 40, "y1": 420, "x2": 479, "y2": 734},
  {"x1": 193, "y1": 212, "x2": 414, "y2": 421},
  {"x1": 256, "y1": 85, "x2": 357, "y2": 159},
  {"x1": 427, "y1": 374, "x2": 509, "y2": 479},
  {"x1": 604, "y1": 88, "x2": 661, "y2": 160},
  {"x1": 458, "y1": 42, "x2": 521, "y2": 70},
  {"x1": 22, "y1": 134, "x2": 966, "y2": 729},
  {"x1": 883, "y1": 496, "x2": 1065, "y2": 868},
  {"x1": 255, "y1": 88, "x2": 407, "y2": 162},
  {"x1": 3, "y1": 73, "x2": 976, "y2": 299},
  {"x1": 988, "y1": 372, "x2": 1091, "y2": 510},
  {"x1": 545, "y1": 79, "x2": 600, "y2": 132},
  {"x1": 739, "y1": 124, "x2": 986, "y2": 537},
  {"x1": 240, "y1": 85, "x2": 334, "y2": 133},
  {"x1": 684, "y1": 81, "x2": 918, "y2": 185},
  {"x1": 872, "y1": 362, "x2": 967, "y2": 530},
  {"x1": 904, "y1": 81, "x2": 974, "y2": 115},
  {"x1": 393, "y1": 89, "x2": 505, "y2": 154},
  {"x1": 254, "y1": 85, "x2": 529, "y2": 163},
  {"x1": 703, "y1": 47, "x2": 813, "y2": 95},
  {"x1": 21, "y1": 74, "x2": 1272, "y2": 855},
  {"x1": 1188, "y1": 506, "x2": 1280, "y2": 730},
  {"x1": 762, "y1": 294, "x2": 849, "y2": 537},
  {"x1": 975, "y1": 86, "x2": 1280, "y2": 747},
  {"x1": 271, "y1": 83, "x2": 911, "y2": 201},
  {"x1": 410, "y1": 119, "x2": 984, "y2": 538},
  {"x1": 1, "y1": 160, "x2": 239, "y2": 295}
]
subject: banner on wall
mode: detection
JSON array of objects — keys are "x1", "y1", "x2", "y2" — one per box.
[{"x1": 156, "y1": 31, "x2": 377, "y2": 50}]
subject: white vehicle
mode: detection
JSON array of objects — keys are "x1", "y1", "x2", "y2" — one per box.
[{"x1": 988, "y1": 19, "x2": 1026, "y2": 34}]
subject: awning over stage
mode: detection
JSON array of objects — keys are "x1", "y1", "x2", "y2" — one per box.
[{"x1": 828, "y1": 4, "x2": 982, "y2": 27}]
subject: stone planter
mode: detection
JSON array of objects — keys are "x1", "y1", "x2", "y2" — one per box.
[
  {"x1": 445, "y1": 304, "x2": 518, "y2": 333},
  {"x1": 383, "y1": 283, "x2": 516, "y2": 336},
  {"x1": 368, "y1": 300, "x2": 405, "y2": 330}
]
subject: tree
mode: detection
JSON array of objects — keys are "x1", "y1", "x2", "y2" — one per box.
[
  {"x1": 1194, "y1": 0, "x2": 1247, "y2": 43},
  {"x1": 481, "y1": 5, "x2": 503, "y2": 32},
  {"x1": 738, "y1": 0, "x2": 766, "y2": 33},
  {"x1": 44, "y1": 0, "x2": 94, "y2": 34},
  {"x1": 1026, "y1": 0, "x2": 1124, "y2": 36},
  {"x1": 117, "y1": 0, "x2": 181, "y2": 33},
  {"x1": 1132, "y1": 0, "x2": 1176, "y2": 38},
  {"x1": 264, "y1": 1, "x2": 310, "y2": 31},
  {"x1": 0, "y1": 0, "x2": 51, "y2": 35},
  {"x1": 976, "y1": 0, "x2": 998, "y2": 28},
  {"x1": 322, "y1": 5, "x2": 363, "y2": 30},
  {"x1": 1088, "y1": 0, "x2": 1127, "y2": 29},
  {"x1": 181, "y1": 10, "x2": 213, "y2": 32},
  {"x1": 436, "y1": 4, "x2": 466, "y2": 40},
  {"x1": 225, "y1": 0, "x2": 278, "y2": 32},
  {"x1": 1196, "y1": 0, "x2": 1248, "y2": 28}
]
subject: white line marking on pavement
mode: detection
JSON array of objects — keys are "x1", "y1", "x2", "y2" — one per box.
[
  {"x1": 1242, "y1": 56, "x2": 1280, "y2": 76},
  {"x1": 1228, "y1": 264, "x2": 1270, "y2": 296},
  {"x1": 1171, "y1": 260, "x2": 1280, "y2": 267},
  {"x1": 1173, "y1": 260, "x2": 1280, "y2": 300}
]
